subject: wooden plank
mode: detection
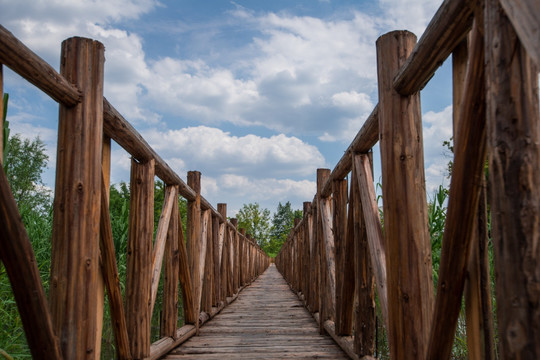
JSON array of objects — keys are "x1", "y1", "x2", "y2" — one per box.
[
  {"x1": 499, "y1": 0, "x2": 540, "y2": 67},
  {"x1": 351, "y1": 156, "x2": 375, "y2": 356},
  {"x1": 485, "y1": 0, "x2": 540, "y2": 357},
  {"x1": 377, "y1": 31, "x2": 434, "y2": 360},
  {"x1": 0, "y1": 161, "x2": 62, "y2": 359},
  {"x1": 161, "y1": 185, "x2": 180, "y2": 338},
  {"x1": 99, "y1": 172, "x2": 131, "y2": 360},
  {"x1": 125, "y1": 158, "x2": 155, "y2": 358},
  {"x1": 178, "y1": 208, "x2": 196, "y2": 325},
  {"x1": 163, "y1": 265, "x2": 348, "y2": 360},
  {"x1": 353, "y1": 154, "x2": 389, "y2": 331},
  {"x1": 333, "y1": 178, "x2": 354, "y2": 335},
  {"x1": 49, "y1": 37, "x2": 104, "y2": 359},
  {"x1": 0, "y1": 25, "x2": 81, "y2": 106},
  {"x1": 150, "y1": 185, "x2": 177, "y2": 313},
  {"x1": 393, "y1": 0, "x2": 474, "y2": 95},
  {"x1": 426, "y1": 18, "x2": 487, "y2": 359}
]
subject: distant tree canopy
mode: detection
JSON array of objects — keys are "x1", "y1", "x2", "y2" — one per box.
[{"x1": 236, "y1": 201, "x2": 302, "y2": 258}]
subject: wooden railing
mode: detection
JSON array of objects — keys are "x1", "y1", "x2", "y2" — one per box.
[
  {"x1": 275, "y1": 0, "x2": 540, "y2": 359},
  {"x1": 0, "y1": 25, "x2": 270, "y2": 359}
]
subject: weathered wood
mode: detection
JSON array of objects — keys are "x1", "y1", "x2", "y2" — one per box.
[
  {"x1": 499, "y1": 0, "x2": 540, "y2": 67},
  {"x1": 351, "y1": 156, "x2": 375, "y2": 356},
  {"x1": 148, "y1": 325, "x2": 196, "y2": 360},
  {"x1": 427, "y1": 18, "x2": 487, "y2": 360},
  {"x1": 321, "y1": 105, "x2": 379, "y2": 197},
  {"x1": 485, "y1": 0, "x2": 540, "y2": 357},
  {"x1": 161, "y1": 185, "x2": 180, "y2": 338},
  {"x1": 218, "y1": 204, "x2": 227, "y2": 302},
  {"x1": 353, "y1": 154, "x2": 389, "y2": 331},
  {"x1": 125, "y1": 158, "x2": 155, "y2": 359},
  {"x1": 310, "y1": 201, "x2": 320, "y2": 313},
  {"x1": 202, "y1": 209, "x2": 213, "y2": 313},
  {"x1": 302, "y1": 202, "x2": 312, "y2": 311},
  {"x1": 377, "y1": 31, "x2": 433, "y2": 359},
  {"x1": 99, "y1": 172, "x2": 131, "y2": 360},
  {"x1": 393, "y1": 0, "x2": 474, "y2": 95},
  {"x1": 212, "y1": 214, "x2": 221, "y2": 306},
  {"x1": 0, "y1": 25, "x2": 81, "y2": 106},
  {"x1": 150, "y1": 185, "x2": 177, "y2": 313},
  {"x1": 102, "y1": 100, "x2": 222, "y2": 220},
  {"x1": 334, "y1": 178, "x2": 354, "y2": 335},
  {"x1": 49, "y1": 37, "x2": 104, "y2": 359},
  {"x1": 0, "y1": 165, "x2": 62, "y2": 359},
  {"x1": 0, "y1": 64, "x2": 3, "y2": 166},
  {"x1": 187, "y1": 171, "x2": 203, "y2": 331},
  {"x1": 177, "y1": 208, "x2": 196, "y2": 325},
  {"x1": 165, "y1": 266, "x2": 347, "y2": 360}
]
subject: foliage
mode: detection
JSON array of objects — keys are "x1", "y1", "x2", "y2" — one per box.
[
  {"x1": 2, "y1": 93, "x2": 9, "y2": 166},
  {"x1": 4, "y1": 134, "x2": 51, "y2": 211},
  {"x1": 428, "y1": 185, "x2": 448, "y2": 286},
  {"x1": 264, "y1": 201, "x2": 302, "y2": 257},
  {"x1": 237, "y1": 202, "x2": 271, "y2": 248}
]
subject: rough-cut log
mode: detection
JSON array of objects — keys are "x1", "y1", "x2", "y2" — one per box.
[
  {"x1": 377, "y1": 31, "x2": 434, "y2": 360},
  {"x1": 202, "y1": 209, "x2": 213, "y2": 313},
  {"x1": 150, "y1": 185, "x2": 177, "y2": 313},
  {"x1": 334, "y1": 178, "x2": 354, "y2": 335},
  {"x1": 187, "y1": 171, "x2": 203, "y2": 332},
  {"x1": 125, "y1": 158, "x2": 154, "y2": 358},
  {"x1": 0, "y1": 25, "x2": 81, "y2": 106},
  {"x1": 426, "y1": 18, "x2": 487, "y2": 360},
  {"x1": 212, "y1": 214, "x2": 221, "y2": 306},
  {"x1": 351, "y1": 155, "x2": 375, "y2": 356},
  {"x1": 499, "y1": 0, "x2": 540, "y2": 67},
  {"x1": 218, "y1": 204, "x2": 227, "y2": 302},
  {"x1": 485, "y1": 0, "x2": 540, "y2": 357},
  {"x1": 161, "y1": 185, "x2": 180, "y2": 339},
  {"x1": 99, "y1": 173, "x2": 131, "y2": 360},
  {"x1": 49, "y1": 37, "x2": 104, "y2": 359},
  {"x1": 320, "y1": 106, "x2": 379, "y2": 198},
  {"x1": 177, "y1": 209, "x2": 195, "y2": 325},
  {"x1": 310, "y1": 201, "x2": 320, "y2": 313},
  {"x1": 102, "y1": 99, "x2": 222, "y2": 220},
  {"x1": 393, "y1": 0, "x2": 474, "y2": 95},
  {"x1": 353, "y1": 154, "x2": 389, "y2": 331},
  {"x1": 302, "y1": 202, "x2": 312, "y2": 310},
  {"x1": 0, "y1": 168, "x2": 62, "y2": 359}
]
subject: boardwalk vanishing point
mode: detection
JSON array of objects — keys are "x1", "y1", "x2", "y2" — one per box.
[{"x1": 165, "y1": 264, "x2": 349, "y2": 359}]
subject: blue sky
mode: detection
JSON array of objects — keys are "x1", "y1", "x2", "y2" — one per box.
[{"x1": 0, "y1": 0, "x2": 453, "y2": 215}]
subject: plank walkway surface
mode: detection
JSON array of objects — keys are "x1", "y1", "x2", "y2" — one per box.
[{"x1": 164, "y1": 264, "x2": 349, "y2": 359}]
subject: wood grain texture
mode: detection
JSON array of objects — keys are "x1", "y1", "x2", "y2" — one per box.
[
  {"x1": 499, "y1": 0, "x2": 540, "y2": 67},
  {"x1": 393, "y1": 0, "x2": 474, "y2": 95},
  {"x1": 178, "y1": 209, "x2": 196, "y2": 325},
  {"x1": 187, "y1": 171, "x2": 203, "y2": 331},
  {"x1": 161, "y1": 185, "x2": 180, "y2": 338},
  {"x1": 427, "y1": 18, "x2": 487, "y2": 359},
  {"x1": 50, "y1": 37, "x2": 104, "y2": 359},
  {"x1": 165, "y1": 265, "x2": 348, "y2": 360},
  {"x1": 377, "y1": 31, "x2": 433, "y2": 360},
  {"x1": 0, "y1": 165, "x2": 62, "y2": 359},
  {"x1": 0, "y1": 25, "x2": 81, "y2": 106},
  {"x1": 125, "y1": 158, "x2": 155, "y2": 359},
  {"x1": 485, "y1": 0, "x2": 540, "y2": 357}
]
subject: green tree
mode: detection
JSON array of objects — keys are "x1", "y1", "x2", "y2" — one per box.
[
  {"x1": 236, "y1": 203, "x2": 271, "y2": 248},
  {"x1": 4, "y1": 134, "x2": 50, "y2": 211},
  {"x1": 265, "y1": 202, "x2": 302, "y2": 257}
]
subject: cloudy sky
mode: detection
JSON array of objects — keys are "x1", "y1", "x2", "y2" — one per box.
[{"x1": 0, "y1": 0, "x2": 454, "y2": 215}]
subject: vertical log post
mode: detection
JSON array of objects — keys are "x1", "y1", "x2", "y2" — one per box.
[
  {"x1": 187, "y1": 171, "x2": 202, "y2": 331},
  {"x1": 376, "y1": 31, "x2": 434, "y2": 359},
  {"x1": 352, "y1": 154, "x2": 375, "y2": 356},
  {"x1": 485, "y1": 0, "x2": 540, "y2": 357},
  {"x1": 161, "y1": 185, "x2": 180, "y2": 338},
  {"x1": 218, "y1": 204, "x2": 227, "y2": 302},
  {"x1": 202, "y1": 209, "x2": 213, "y2": 313},
  {"x1": 302, "y1": 202, "x2": 312, "y2": 309},
  {"x1": 230, "y1": 218, "x2": 238, "y2": 292},
  {"x1": 334, "y1": 178, "x2": 354, "y2": 335},
  {"x1": 310, "y1": 201, "x2": 320, "y2": 313},
  {"x1": 50, "y1": 37, "x2": 104, "y2": 359},
  {"x1": 125, "y1": 158, "x2": 154, "y2": 359},
  {"x1": 178, "y1": 206, "x2": 195, "y2": 325},
  {"x1": 317, "y1": 168, "x2": 333, "y2": 333},
  {"x1": 212, "y1": 214, "x2": 221, "y2": 306}
]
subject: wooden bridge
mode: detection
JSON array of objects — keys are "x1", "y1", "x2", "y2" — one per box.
[{"x1": 0, "y1": 0, "x2": 539, "y2": 359}]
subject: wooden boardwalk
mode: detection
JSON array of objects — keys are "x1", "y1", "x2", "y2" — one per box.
[{"x1": 164, "y1": 264, "x2": 349, "y2": 359}]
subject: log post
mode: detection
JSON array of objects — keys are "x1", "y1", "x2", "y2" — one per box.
[
  {"x1": 187, "y1": 171, "x2": 202, "y2": 331},
  {"x1": 485, "y1": 0, "x2": 540, "y2": 357},
  {"x1": 178, "y1": 208, "x2": 195, "y2": 325},
  {"x1": 217, "y1": 204, "x2": 227, "y2": 302},
  {"x1": 334, "y1": 178, "x2": 354, "y2": 335},
  {"x1": 310, "y1": 201, "x2": 320, "y2": 313},
  {"x1": 317, "y1": 168, "x2": 333, "y2": 333},
  {"x1": 352, "y1": 154, "x2": 375, "y2": 356},
  {"x1": 161, "y1": 185, "x2": 180, "y2": 338},
  {"x1": 212, "y1": 214, "x2": 221, "y2": 306},
  {"x1": 125, "y1": 158, "x2": 154, "y2": 359},
  {"x1": 302, "y1": 202, "x2": 312, "y2": 310},
  {"x1": 50, "y1": 37, "x2": 104, "y2": 359},
  {"x1": 376, "y1": 31, "x2": 434, "y2": 359},
  {"x1": 202, "y1": 209, "x2": 213, "y2": 313}
]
